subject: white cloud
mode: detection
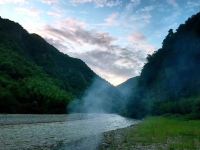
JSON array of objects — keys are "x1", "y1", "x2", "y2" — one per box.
[
  {"x1": 74, "y1": 46, "x2": 147, "y2": 85},
  {"x1": 15, "y1": 7, "x2": 41, "y2": 17},
  {"x1": 38, "y1": 17, "x2": 156, "y2": 85},
  {"x1": 47, "y1": 11, "x2": 62, "y2": 18},
  {"x1": 128, "y1": 32, "x2": 155, "y2": 54},
  {"x1": 60, "y1": 18, "x2": 87, "y2": 29},
  {"x1": 128, "y1": 32, "x2": 146, "y2": 42},
  {"x1": 43, "y1": 18, "x2": 115, "y2": 49},
  {"x1": 71, "y1": 0, "x2": 121, "y2": 7},
  {"x1": 0, "y1": 0, "x2": 27, "y2": 4},
  {"x1": 117, "y1": 3, "x2": 154, "y2": 32},
  {"x1": 41, "y1": 0, "x2": 59, "y2": 5},
  {"x1": 105, "y1": 13, "x2": 118, "y2": 26}
]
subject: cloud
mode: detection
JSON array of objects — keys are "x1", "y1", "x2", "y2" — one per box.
[
  {"x1": 73, "y1": 46, "x2": 147, "y2": 85},
  {"x1": 44, "y1": 18, "x2": 115, "y2": 48},
  {"x1": 1, "y1": 0, "x2": 198, "y2": 85},
  {"x1": 15, "y1": 7, "x2": 41, "y2": 17},
  {"x1": 45, "y1": 27, "x2": 115, "y2": 47},
  {"x1": 119, "y1": 4, "x2": 154, "y2": 32},
  {"x1": 47, "y1": 11, "x2": 62, "y2": 18},
  {"x1": 167, "y1": 0, "x2": 178, "y2": 7},
  {"x1": 133, "y1": 5, "x2": 154, "y2": 24},
  {"x1": 39, "y1": 18, "x2": 155, "y2": 85},
  {"x1": 187, "y1": 0, "x2": 200, "y2": 8},
  {"x1": 0, "y1": 0, "x2": 27, "y2": 4},
  {"x1": 41, "y1": 0, "x2": 59, "y2": 5},
  {"x1": 83, "y1": 47, "x2": 145, "y2": 75},
  {"x1": 70, "y1": 0, "x2": 122, "y2": 7},
  {"x1": 21, "y1": 1, "x2": 157, "y2": 85},
  {"x1": 105, "y1": 13, "x2": 119, "y2": 26},
  {"x1": 59, "y1": 18, "x2": 87, "y2": 29},
  {"x1": 130, "y1": 0, "x2": 141, "y2": 7},
  {"x1": 128, "y1": 32, "x2": 155, "y2": 54},
  {"x1": 128, "y1": 32, "x2": 146, "y2": 42},
  {"x1": 125, "y1": 0, "x2": 141, "y2": 12}
]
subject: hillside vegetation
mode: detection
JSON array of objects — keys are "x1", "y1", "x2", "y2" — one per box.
[
  {"x1": 0, "y1": 17, "x2": 119, "y2": 113},
  {"x1": 125, "y1": 12, "x2": 200, "y2": 118}
]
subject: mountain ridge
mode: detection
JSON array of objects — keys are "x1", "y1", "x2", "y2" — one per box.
[{"x1": 0, "y1": 16, "x2": 116, "y2": 113}]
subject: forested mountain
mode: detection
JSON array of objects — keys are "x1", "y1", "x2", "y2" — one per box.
[
  {"x1": 117, "y1": 76, "x2": 139, "y2": 97},
  {"x1": 3, "y1": 11, "x2": 200, "y2": 117},
  {"x1": 126, "y1": 12, "x2": 200, "y2": 118},
  {"x1": 116, "y1": 77, "x2": 139, "y2": 114},
  {"x1": 0, "y1": 17, "x2": 118, "y2": 113}
]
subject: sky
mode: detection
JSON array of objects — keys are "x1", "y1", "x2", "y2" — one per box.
[{"x1": 0, "y1": 0, "x2": 200, "y2": 85}]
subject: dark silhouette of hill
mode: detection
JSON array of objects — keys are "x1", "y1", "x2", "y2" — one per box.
[
  {"x1": 125, "y1": 12, "x2": 200, "y2": 118},
  {"x1": 117, "y1": 77, "x2": 139, "y2": 97}
]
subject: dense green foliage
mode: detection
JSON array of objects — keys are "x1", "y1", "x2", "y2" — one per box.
[
  {"x1": 0, "y1": 17, "x2": 96, "y2": 96},
  {"x1": 0, "y1": 17, "x2": 105, "y2": 113},
  {"x1": 0, "y1": 35, "x2": 73, "y2": 113},
  {"x1": 0, "y1": 16, "x2": 125, "y2": 114},
  {"x1": 126, "y1": 12, "x2": 200, "y2": 118}
]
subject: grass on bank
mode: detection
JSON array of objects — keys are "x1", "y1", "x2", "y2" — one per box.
[{"x1": 124, "y1": 117, "x2": 200, "y2": 149}]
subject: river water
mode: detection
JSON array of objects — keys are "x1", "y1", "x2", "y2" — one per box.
[{"x1": 0, "y1": 113, "x2": 138, "y2": 150}]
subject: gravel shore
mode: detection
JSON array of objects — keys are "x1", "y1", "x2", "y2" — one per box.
[
  {"x1": 0, "y1": 114, "x2": 67, "y2": 125},
  {"x1": 0, "y1": 114, "x2": 102, "y2": 125},
  {"x1": 56, "y1": 125, "x2": 139, "y2": 150},
  {"x1": 0, "y1": 114, "x2": 137, "y2": 150},
  {"x1": 100, "y1": 125, "x2": 136, "y2": 150},
  {"x1": 100, "y1": 125, "x2": 174, "y2": 150},
  {"x1": 100, "y1": 125, "x2": 165, "y2": 150}
]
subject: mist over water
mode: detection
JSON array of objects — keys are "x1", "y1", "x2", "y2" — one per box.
[
  {"x1": 67, "y1": 78, "x2": 115, "y2": 149},
  {"x1": 65, "y1": 78, "x2": 135, "y2": 149},
  {"x1": 57, "y1": 113, "x2": 136, "y2": 150},
  {"x1": 69, "y1": 78, "x2": 120, "y2": 113}
]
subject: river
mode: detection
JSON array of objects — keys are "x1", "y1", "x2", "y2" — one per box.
[{"x1": 0, "y1": 113, "x2": 138, "y2": 150}]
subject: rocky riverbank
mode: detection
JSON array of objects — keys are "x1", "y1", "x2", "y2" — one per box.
[
  {"x1": 56, "y1": 125, "x2": 139, "y2": 150},
  {"x1": 3, "y1": 115, "x2": 199, "y2": 150},
  {"x1": 100, "y1": 125, "x2": 157, "y2": 150},
  {"x1": 0, "y1": 114, "x2": 136, "y2": 150}
]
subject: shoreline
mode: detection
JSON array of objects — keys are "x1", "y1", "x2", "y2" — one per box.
[
  {"x1": 0, "y1": 114, "x2": 136, "y2": 150},
  {"x1": 0, "y1": 114, "x2": 68, "y2": 125},
  {"x1": 1, "y1": 116, "x2": 199, "y2": 149},
  {"x1": 0, "y1": 113, "x2": 105, "y2": 125},
  {"x1": 100, "y1": 117, "x2": 200, "y2": 150},
  {"x1": 53, "y1": 125, "x2": 138, "y2": 150},
  {"x1": 100, "y1": 125, "x2": 137, "y2": 150}
]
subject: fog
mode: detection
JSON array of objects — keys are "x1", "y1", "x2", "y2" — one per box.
[
  {"x1": 66, "y1": 77, "x2": 135, "y2": 149},
  {"x1": 68, "y1": 77, "x2": 126, "y2": 114}
]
